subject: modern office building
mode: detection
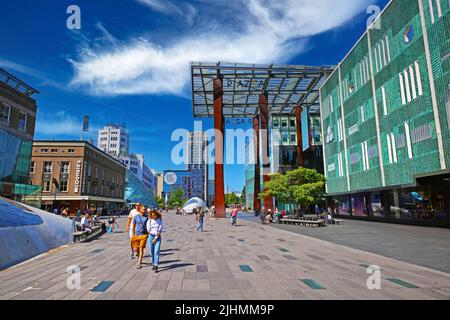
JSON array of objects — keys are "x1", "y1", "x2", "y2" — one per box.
[
  {"x1": 120, "y1": 153, "x2": 157, "y2": 195},
  {"x1": 0, "y1": 68, "x2": 41, "y2": 207},
  {"x1": 186, "y1": 131, "x2": 208, "y2": 200},
  {"x1": 320, "y1": 0, "x2": 450, "y2": 226},
  {"x1": 162, "y1": 170, "x2": 193, "y2": 201},
  {"x1": 97, "y1": 123, "x2": 129, "y2": 157},
  {"x1": 124, "y1": 168, "x2": 156, "y2": 208},
  {"x1": 30, "y1": 141, "x2": 126, "y2": 213}
]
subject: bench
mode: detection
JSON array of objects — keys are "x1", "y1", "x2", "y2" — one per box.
[
  {"x1": 73, "y1": 224, "x2": 105, "y2": 243},
  {"x1": 333, "y1": 219, "x2": 344, "y2": 225},
  {"x1": 280, "y1": 218, "x2": 325, "y2": 227}
]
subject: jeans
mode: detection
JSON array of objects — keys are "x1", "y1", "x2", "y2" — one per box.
[
  {"x1": 197, "y1": 218, "x2": 204, "y2": 231},
  {"x1": 149, "y1": 234, "x2": 161, "y2": 266}
]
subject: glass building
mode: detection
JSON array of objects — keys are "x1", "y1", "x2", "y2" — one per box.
[
  {"x1": 320, "y1": 0, "x2": 450, "y2": 227},
  {"x1": 0, "y1": 68, "x2": 41, "y2": 207},
  {"x1": 124, "y1": 169, "x2": 156, "y2": 208}
]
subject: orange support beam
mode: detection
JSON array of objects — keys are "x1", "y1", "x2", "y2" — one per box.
[
  {"x1": 253, "y1": 116, "x2": 261, "y2": 213},
  {"x1": 259, "y1": 93, "x2": 274, "y2": 213},
  {"x1": 213, "y1": 78, "x2": 226, "y2": 218},
  {"x1": 295, "y1": 105, "x2": 305, "y2": 167}
]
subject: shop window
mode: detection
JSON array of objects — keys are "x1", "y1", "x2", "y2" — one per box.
[
  {"x1": 351, "y1": 194, "x2": 368, "y2": 217},
  {"x1": 336, "y1": 196, "x2": 351, "y2": 216}
]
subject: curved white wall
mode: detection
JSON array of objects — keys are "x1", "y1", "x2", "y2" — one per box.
[{"x1": 0, "y1": 203, "x2": 74, "y2": 270}]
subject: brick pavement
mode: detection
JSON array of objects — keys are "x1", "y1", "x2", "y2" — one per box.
[{"x1": 1, "y1": 212, "x2": 450, "y2": 300}]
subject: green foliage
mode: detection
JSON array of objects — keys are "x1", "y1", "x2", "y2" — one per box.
[
  {"x1": 168, "y1": 188, "x2": 185, "y2": 208},
  {"x1": 155, "y1": 196, "x2": 165, "y2": 209},
  {"x1": 259, "y1": 167, "x2": 326, "y2": 208},
  {"x1": 225, "y1": 192, "x2": 239, "y2": 206}
]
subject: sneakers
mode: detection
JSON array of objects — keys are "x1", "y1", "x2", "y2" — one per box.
[
  {"x1": 129, "y1": 254, "x2": 137, "y2": 260},
  {"x1": 137, "y1": 265, "x2": 142, "y2": 270},
  {"x1": 154, "y1": 266, "x2": 159, "y2": 273},
  {"x1": 152, "y1": 265, "x2": 156, "y2": 270}
]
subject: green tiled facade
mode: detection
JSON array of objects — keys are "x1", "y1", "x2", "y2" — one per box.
[{"x1": 321, "y1": 0, "x2": 449, "y2": 195}]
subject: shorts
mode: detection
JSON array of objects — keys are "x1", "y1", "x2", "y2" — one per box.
[{"x1": 131, "y1": 235, "x2": 149, "y2": 249}]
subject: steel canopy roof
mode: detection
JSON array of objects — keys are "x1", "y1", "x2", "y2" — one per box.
[{"x1": 191, "y1": 62, "x2": 334, "y2": 118}]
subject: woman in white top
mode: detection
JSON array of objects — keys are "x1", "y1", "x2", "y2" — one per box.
[{"x1": 146, "y1": 210, "x2": 163, "y2": 273}]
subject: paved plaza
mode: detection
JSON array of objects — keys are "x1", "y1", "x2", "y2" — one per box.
[{"x1": 1, "y1": 212, "x2": 450, "y2": 300}]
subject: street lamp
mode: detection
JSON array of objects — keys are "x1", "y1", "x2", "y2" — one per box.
[{"x1": 51, "y1": 161, "x2": 61, "y2": 213}]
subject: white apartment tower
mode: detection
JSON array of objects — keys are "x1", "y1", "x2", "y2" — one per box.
[
  {"x1": 97, "y1": 123, "x2": 129, "y2": 157},
  {"x1": 187, "y1": 131, "x2": 208, "y2": 200}
]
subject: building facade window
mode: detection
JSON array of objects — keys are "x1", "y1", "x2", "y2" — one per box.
[
  {"x1": 30, "y1": 161, "x2": 35, "y2": 173},
  {"x1": 42, "y1": 180, "x2": 51, "y2": 192},
  {"x1": 59, "y1": 180, "x2": 68, "y2": 192},
  {"x1": 61, "y1": 161, "x2": 70, "y2": 174},
  {"x1": 0, "y1": 103, "x2": 11, "y2": 125},
  {"x1": 18, "y1": 112, "x2": 27, "y2": 132},
  {"x1": 43, "y1": 161, "x2": 52, "y2": 173}
]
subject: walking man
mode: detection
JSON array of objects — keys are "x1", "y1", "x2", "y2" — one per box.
[{"x1": 126, "y1": 203, "x2": 142, "y2": 260}]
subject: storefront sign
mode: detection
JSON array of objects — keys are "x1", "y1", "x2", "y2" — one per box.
[
  {"x1": 81, "y1": 161, "x2": 87, "y2": 193},
  {"x1": 74, "y1": 160, "x2": 82, "y2": 193}
]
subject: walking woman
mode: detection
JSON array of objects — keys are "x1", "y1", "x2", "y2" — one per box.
[
  {"x1": 147, "y1": 210, "x2": 163, "y2": 273},
  {"x1": 197, "y1": 207, "x2": 205, "y2": 232},
  {"x1": 131, "y1": 205, "x2": 149, "y2": 269}
]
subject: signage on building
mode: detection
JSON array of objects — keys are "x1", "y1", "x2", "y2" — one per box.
[
  {"x1": 82, "y1": 116, "x2": 89, "y2": 132},
  {"x1": 74, "y1": 160, "x2": 82, "y2": 193},
  {"x1": 164, "y1": 172, "x2": 177, "y2": 185},
  {"x1": 81, "y1": 161, "x2": 87, "y2": 193},
  {"x1": 225, "y1": 79, "x2": 265, "y2": 89},
  {"x1": 225, "y1": 118, "x2": 253, "y2": 126}
]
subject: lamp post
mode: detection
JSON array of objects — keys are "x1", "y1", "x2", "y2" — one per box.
[{"x1": 51, "y1": 161, "x2": 61, "y2": 213}]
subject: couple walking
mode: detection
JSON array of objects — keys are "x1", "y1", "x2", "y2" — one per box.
[{"x1": 126, "y1": 203, "x2": 163, "y2": 272}]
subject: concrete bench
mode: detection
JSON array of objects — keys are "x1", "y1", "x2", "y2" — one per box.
[
  {"x1": 73, "y1": 225, "x2": 105, "y2": 243},
  {"x1": 333, "y1": 219, "x2": 344, "y2": 225},
  {"x1": 281, "y1": 219, "x2": 325, "y2": 227}
]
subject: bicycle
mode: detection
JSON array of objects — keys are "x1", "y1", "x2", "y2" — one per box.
[{"x1": 106, "y1": 216, "x2": 120, "y2": 233}]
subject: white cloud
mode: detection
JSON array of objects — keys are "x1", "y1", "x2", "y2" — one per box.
[{"x1": 70, "y1": 0, "x2": 371, "y2": 96}]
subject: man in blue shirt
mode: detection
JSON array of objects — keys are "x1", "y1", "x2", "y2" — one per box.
[{"x1": 131, "y1": 206, "x2": 149, "y2": 269}]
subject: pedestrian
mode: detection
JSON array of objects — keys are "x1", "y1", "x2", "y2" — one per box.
[
  {"x1": 197, "y1": 207, "x2": 205, "y2": 232},
  {"x1": 126, "y1": 203, "x2": 142, "y2": 260},
  {"x1": 147, "y1": 210, "x2": 163, "y2": 273},
  {"x1": 231, "y1": 206, "x2": 238, "y2": 226},
  {"x1": 131, "y1": 205, "x2": 149, "y2": 270},
  {"x1": 266, "y1": 209, "x2": 272, "y2": 224},
  {"x1": 81, "y1": 213, "x2": 92, "y2": 232},
  {"x1": 315, "y1": 205, "x2": 320, "y2": 218},
  {"x1": 282, "y1": 209, "x2": 286, "y2": 218}
]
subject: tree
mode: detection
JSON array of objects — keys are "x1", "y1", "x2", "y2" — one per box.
[
  {"x1": 155, "y1": 196, "x2": 165, "y2": 209},
  {"x1": 169, "y1": 188, "x2": 185, "y2": 209},
  {"x1": 225, "y1": 193, "x2": 239, "y2": 206},
  {"x1": 259, "y1": 167, "x2": 326, "y2": 210}
]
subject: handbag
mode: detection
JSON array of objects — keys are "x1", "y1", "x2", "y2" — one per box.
[{"x1": 139, "y1": 215, "x2": 148, "y2": 235}]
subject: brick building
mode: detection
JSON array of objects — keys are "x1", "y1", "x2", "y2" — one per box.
[{"x1": 30, "y1": 141, "x2": 126, "y2": 214}]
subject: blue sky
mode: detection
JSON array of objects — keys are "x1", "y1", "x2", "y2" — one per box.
[{"x1": 0, "y1": 0, "x2": 388, "y2": 192}]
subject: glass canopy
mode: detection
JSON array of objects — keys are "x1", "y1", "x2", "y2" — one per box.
[{"x1": 191, "y1": 62, "x2": 334, "y2": 118}]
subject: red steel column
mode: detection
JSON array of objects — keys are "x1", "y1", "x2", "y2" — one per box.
[
  {"x1": 259, "y1": 93, "x2": 274, "y2": 213},
  {"x1": 295, "y1": 105, "x2": 305, "y2": 167},
  {"x1": 253, "y1": 116, "x2": 261, "y2": 213},
  {"x1": 213, "y1": 78, "x2": 226, "y2": 218}
]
